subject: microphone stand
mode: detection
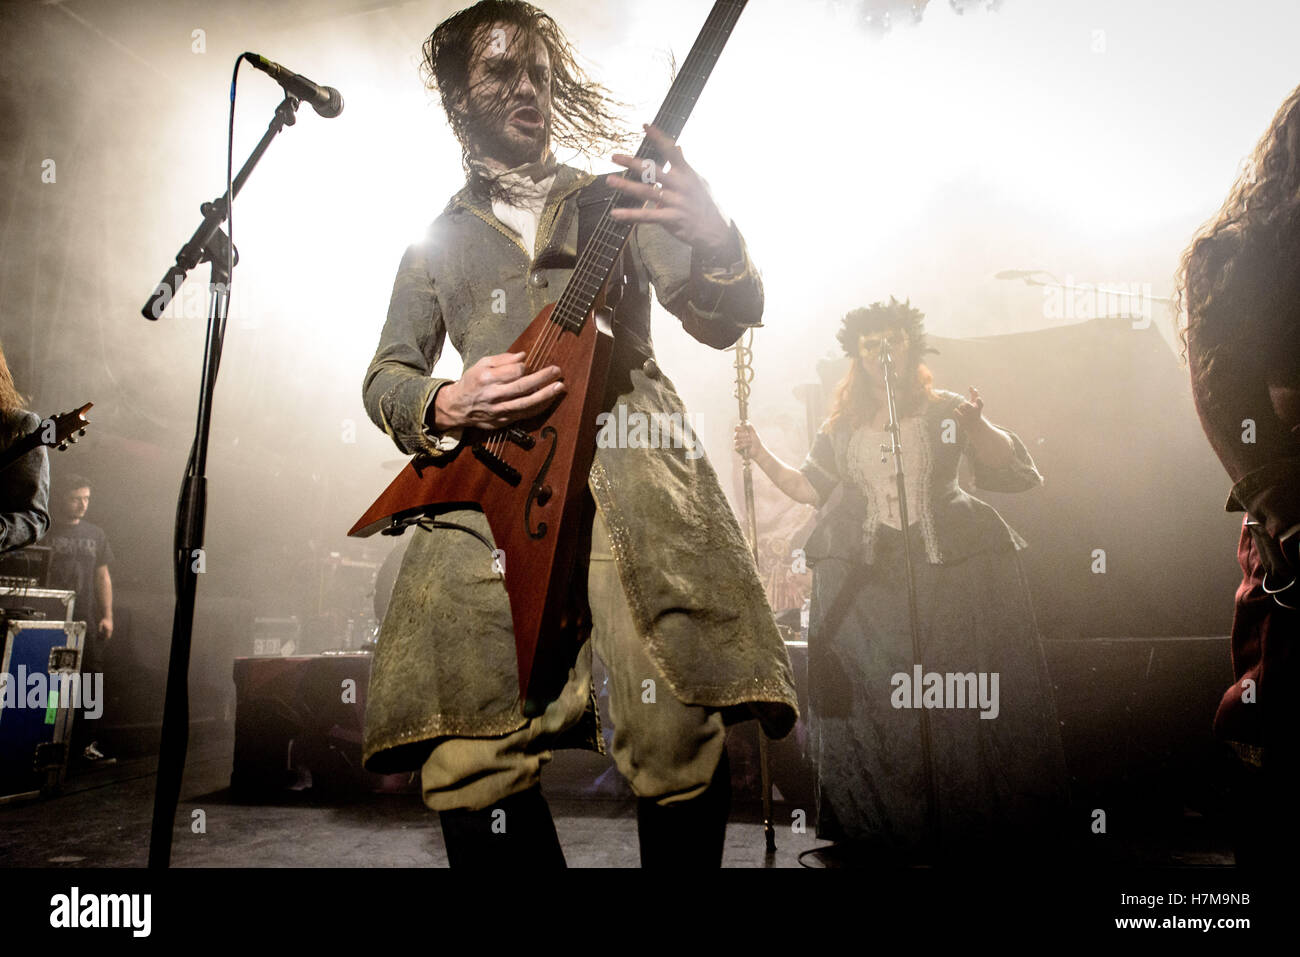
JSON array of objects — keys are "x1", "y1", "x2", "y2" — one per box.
[
  {"x1": 141, "y1": 93, "x2": 303, "y2": 868},
  {"x1": 878, "y1": 344, "x2": 940, "y2": 855},
  {"x1": 732, "y1": 328, "x2": 776, "y2": 855}
]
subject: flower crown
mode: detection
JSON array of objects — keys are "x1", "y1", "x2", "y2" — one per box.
[{"x1": 835, "y1": 296, "x2": 935, "y2": 370}]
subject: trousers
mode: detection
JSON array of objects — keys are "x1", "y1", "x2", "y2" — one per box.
[{"x1": 420, "y1": 509, "x2": 728, "y2": 812}]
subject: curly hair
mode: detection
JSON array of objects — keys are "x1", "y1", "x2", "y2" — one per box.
[
  {"x1": 825, "y1": 297, "x2": 935, "y2": 433},
  {"x1": 0, "y1": 342, "x2": 23, "y2": 414},
  {"x1": 0, "y1": 341, "x2": 28, "y2": 444},
  {"x1": 53, "y1": 472, "x2": 92, "y2": 498},
  {"x1": 421, "y1": 1, "x2": 628, "y2": 195},
  {"x1": 1175, "y1": 82, "x2": 1300, "y2": 410}
]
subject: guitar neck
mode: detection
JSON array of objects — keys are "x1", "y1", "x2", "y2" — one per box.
[
  {"x1": 549, "y1": 0, "x2": 749, "y2": 335},
  {"x1": 644, "y1": 0, "x2": 749, "y2": 144},
  {"x1": 0, "y1": 403, "x2": 92, "y2": 475}
]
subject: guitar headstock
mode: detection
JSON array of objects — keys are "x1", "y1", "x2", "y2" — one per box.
[{"x1": 43, "y1": 402, "x2": 93, "y2": 451}]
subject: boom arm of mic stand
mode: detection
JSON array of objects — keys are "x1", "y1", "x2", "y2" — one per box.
[{"x1": 142, "y1": 95, "x2": 300, "y2": 320}]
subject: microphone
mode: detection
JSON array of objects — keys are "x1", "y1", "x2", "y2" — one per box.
[{"x1": 244, "y1": 53, "x2": 343, "y2": 118}]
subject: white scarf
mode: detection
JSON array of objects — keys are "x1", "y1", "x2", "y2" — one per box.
[{"x1": 471, "y1": 154, "x2": 558, "y2": 261}]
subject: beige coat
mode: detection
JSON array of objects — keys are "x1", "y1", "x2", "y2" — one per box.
[{"x1": 360, "y1": 165, "x2": 797, "y2": 773}]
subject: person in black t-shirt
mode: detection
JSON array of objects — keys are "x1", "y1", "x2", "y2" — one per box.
[{"x1": 46, "y1": 473, "x2": 114, "y2": 763}]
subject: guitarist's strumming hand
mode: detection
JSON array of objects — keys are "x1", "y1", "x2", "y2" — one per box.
[
  {"x1": 606, "y1": 125, "x2": 741, "y2": 264},
  {"x1": 430, "y1": 352, "x2": 565, "y2": 431}
]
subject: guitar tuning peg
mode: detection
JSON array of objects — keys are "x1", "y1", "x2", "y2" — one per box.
[
  {"x1": 67, "y1": 436, "x2": 78, "y2": 444},
  {"x1": 58, "y1": 442, "x2": 68, "y2": 451},
  {"x1": 77, "y1": 428, "x2": 86, "y2": 436}
]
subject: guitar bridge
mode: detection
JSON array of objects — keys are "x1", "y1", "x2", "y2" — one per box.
[
  {"x1": 506, "y1": 428, "x2": 536, "y2": 450},
  {"x1": 472, "y1": 444, "x2": 522, "y2": 486}
]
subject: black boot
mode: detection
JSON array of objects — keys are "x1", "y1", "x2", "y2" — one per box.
[
  {"x1": 438, "y1": 785, "x2": 567, "y2": 869},
  {"x1": 636, "y1": 749, "x2": 731, "y2": 868}
]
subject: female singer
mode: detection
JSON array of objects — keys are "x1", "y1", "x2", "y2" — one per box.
[{"x1": 735, "y1": 298, "x2": 1068, "y2": 861}]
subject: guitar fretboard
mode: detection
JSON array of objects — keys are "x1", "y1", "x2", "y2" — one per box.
[{"x1": 550, "y1": 0, "x2": 748, "y2": 335}]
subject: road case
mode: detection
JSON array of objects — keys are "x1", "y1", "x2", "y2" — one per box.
[{"x1": 0, "y1": 618, "x2": 85, "y2": 800}]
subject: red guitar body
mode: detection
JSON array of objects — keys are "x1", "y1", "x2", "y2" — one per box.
[{"x1": 349, "y1": 304, "x2": 614, "y2": 712}]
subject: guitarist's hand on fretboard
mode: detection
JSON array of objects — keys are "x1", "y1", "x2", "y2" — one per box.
[
  {"x1": 607, "y1": 124, "x2": 740, "y2": 264},
  {"x1": 430, "y1": 351, "x2": 565, "y2": 432}
]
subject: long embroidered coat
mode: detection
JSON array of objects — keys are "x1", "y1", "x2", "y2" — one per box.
[{"x1": 360, "y1": 165, "x2": 798, "y2": 772}]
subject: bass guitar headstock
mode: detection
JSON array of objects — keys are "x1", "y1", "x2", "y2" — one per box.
[{"x1": 44, "y1": 402, "x2": 93, "y2": 451}]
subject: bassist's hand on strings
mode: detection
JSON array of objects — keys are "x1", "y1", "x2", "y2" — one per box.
[
  {"x1": 606, "y1": 125, "x2": 740, "y2": 264},
  {"x1": 430, "y1": 352, "x2": 565, "y2": 431}
]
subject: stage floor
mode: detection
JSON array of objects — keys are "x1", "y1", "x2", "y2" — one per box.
[
  {"x1": 0, "y1": 736, "x2": 825, "y2": 868},
  {"x1": 0, "y1": 732, "x2": 1235, "y2": 869}
]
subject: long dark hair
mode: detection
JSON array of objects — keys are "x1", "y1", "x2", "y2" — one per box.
[
  {"x1": 422, "y1": 1, "x2": 627, "y2": 194},
  {"x1": 0, "y1": 341, "x2": 29, "y2": 444},
  {"x1": 1176, "y1": 82, "x2": 1300, "y2": 409}
]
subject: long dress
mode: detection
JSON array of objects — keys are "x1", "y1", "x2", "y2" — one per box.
[{"x1": 799, "y1": 389, "x2": 1069, "y2": 859}]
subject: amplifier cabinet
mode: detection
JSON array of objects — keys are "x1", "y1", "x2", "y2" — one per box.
[
  {"x1": 231, "y1": 653, "x2": 413, "y2": 795},
  {"x1": 0, "y1": 587, "x2": 76, "y2": 624}
]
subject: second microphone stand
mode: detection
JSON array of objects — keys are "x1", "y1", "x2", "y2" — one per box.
[
  {"x1": 878, "y1": 344, "x2": 940, "y2": 854},
  {"x1": 732, "y1": 329, "x2": 776, "y2": 855}
]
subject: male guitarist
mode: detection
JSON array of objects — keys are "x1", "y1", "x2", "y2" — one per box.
[{"x1": 361, "y1": 0, "x2": 796, "y2": 867}]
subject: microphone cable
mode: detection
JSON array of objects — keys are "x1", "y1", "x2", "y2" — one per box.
[{"x1": 172, "y1": 54, "x2": 244, "y2": 593}]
